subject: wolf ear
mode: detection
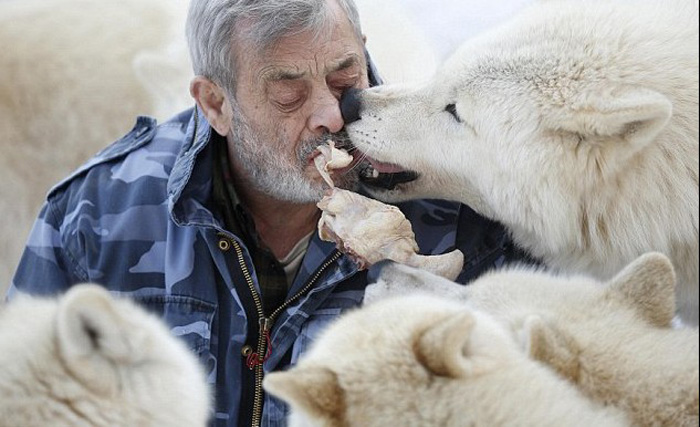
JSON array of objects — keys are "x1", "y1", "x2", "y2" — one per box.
[
  {"x1": 56, "y1": 284, "x2": 146, "y2": 395},
  {"x1": 523, "y1": 315, "x2": 581, "y2": 383},
  {"x1": 554, "y1": 85, "x2": 672, "y2": 153},
  {"x1": 604, "y1": 252, "x2": 677, "y2": 327},
  {"x1": 414, "y1": 311, "x2": 478, "y2": 378},
  {"x1": 263, "y1": 367, "x2": 345, "y2": 421}
]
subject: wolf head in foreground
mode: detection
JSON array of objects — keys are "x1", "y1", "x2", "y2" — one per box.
[
  {"x1": 264, "y1": 293, "x2": 629, "y2": 427},
  {"x1": 0, "y1": 285, "x2": 210, "y2": 426},
  {"x1": 367, "y1": 253, "x2": 700, "y2": 426},
  {"x1": 344, "y1": 0, "x2": 699, "y2": 325}
]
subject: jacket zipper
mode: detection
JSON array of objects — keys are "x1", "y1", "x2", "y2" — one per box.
[{"x1": 225, "y1": 235, "x2": 342, "y2": 427}]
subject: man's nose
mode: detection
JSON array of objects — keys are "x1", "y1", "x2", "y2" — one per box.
[
  {"x1": 340, "y1": 88, "x2": 362, "y2": 125},
  {"x1": 310, "y1": 93, "x2": 344, "y2": 134}
]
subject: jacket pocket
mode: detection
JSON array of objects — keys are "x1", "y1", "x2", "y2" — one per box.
[
  {"x1": 132, "y1": 294, "x2": 217, "y2": 361},
  {"x1": 291, "y1": 290, "x2": 363, "y2": 363}
]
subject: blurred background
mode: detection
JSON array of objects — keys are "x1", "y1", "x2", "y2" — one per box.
[{"x1": 0, "y1": 0, "x2": 532, "y2": 297}]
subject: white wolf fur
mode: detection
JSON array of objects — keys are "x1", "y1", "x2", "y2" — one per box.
[
  {"x1": 0, "y1": 284, "x2": 210, "y2": 426},
  {"x1": 0, "y1": 0, "x2": 193, "y2": 294},
  {"x1": 367, "y1": 253, "x2": 699, "y2": 426},
  {"x1": 346, "y1": 0, "x2": 700, "y2": 325},
  {"x1": 264, "y1": 293, "x2": 629, "y2": 427}
]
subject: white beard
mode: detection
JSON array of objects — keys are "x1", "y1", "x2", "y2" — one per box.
[{"x1": 228, "y1": 107, "x2": 325, "y2": 203}]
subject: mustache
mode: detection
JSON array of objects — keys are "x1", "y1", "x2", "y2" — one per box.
[
  {"x1": 297, "y1": 129, "x2": 371, "y2": 179},
  {"x1": 298, "y1": 129, "x2": 353, "y2": 160},
  {"x1": 330, "y1": 129, "x2": 371, "y2": 175},
  {"x1": 328, "y1": 129, "x2": 353, "y2": 150}
]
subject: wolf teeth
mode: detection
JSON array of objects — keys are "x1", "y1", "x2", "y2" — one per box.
[{"x1": 361, "y1": 165, "x2": 380, "y2": 179}]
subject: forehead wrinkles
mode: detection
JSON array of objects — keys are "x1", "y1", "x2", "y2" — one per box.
[{"x1": 255, "y1": 30, "x2": 362, "y2": 83}]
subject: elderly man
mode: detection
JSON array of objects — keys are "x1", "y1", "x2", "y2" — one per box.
[{"x1": 9, "y1": 0, "x2": 528, "y2": 425}]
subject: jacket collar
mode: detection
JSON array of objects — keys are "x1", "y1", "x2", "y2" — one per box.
[{"x1": 168, "y1": 106, "x2": 222, "y2": 229}]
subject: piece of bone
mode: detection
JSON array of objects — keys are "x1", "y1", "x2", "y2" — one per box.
[
  {"x1": 314, "y1": 140, "x2": 354, "y2": 188},
  {"x1": 317, "y1": 188, "x2": 464, "y2": 281}
]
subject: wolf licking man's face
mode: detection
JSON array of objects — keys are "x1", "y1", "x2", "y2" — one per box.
[{"x1": 338, "y1": 0, "x2": 699, "y2": 325}]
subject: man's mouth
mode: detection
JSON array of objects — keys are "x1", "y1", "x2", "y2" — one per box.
[{"x1": 312, "y1": 135, "x2": 419, "y2": 190}]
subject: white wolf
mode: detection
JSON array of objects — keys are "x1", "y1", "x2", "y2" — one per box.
[
  {"x1": 0, "y1": 0, "x2": 193, "y2": 295},
  {"x1": 366, "y1": 253, "x2": 700, "y2": 426},
  {"x1": 264, "y1": 293, "x2": 629, "y2": 427},
  {"x1": 0, "y1": 284, "x2": 211, "y2": 426},
  {"x1": 343, "y1": 0, "x2": 700, "y2": 325}
]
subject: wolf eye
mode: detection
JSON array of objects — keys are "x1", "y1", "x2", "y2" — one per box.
[{"x1": 445, "y1": 104, "x2": 462, "y2": 123}]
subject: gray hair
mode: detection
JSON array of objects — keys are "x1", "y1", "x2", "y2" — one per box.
[{"x1": 186, "y1": 0, "x2": 363, "y2": 92}]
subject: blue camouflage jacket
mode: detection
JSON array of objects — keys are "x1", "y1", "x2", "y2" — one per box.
[{"x1": 9, "y1": 107, "x2": 525, "y2": 427}]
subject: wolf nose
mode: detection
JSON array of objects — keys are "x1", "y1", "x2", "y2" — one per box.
[{"x1": 340, "y1": 88, "x2": 362, "y2": 124}]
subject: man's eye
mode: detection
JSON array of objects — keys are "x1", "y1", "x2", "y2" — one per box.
[
  {"x1": 275, "y1": 99, "x2": 302, "y2": 112},
  {"x1": 445, "y1": 104, "x2": 462, "y2": 123},
  {"x1": 331, "y1": 84, "x2": 355, "y2": 99}
]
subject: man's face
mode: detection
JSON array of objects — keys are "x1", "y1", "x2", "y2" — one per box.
[{"x1": 228, "y1": 9, "x2": 369, "y2": 203}]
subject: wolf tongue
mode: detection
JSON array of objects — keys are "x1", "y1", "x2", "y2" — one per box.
[
  {"x1": 358, "y1": 155, "x2": 419, "y2": 190},
  {"x1": 368, "y1": 158, "x2": 407, "y2": 174}
]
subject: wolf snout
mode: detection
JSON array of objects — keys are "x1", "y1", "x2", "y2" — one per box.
[{"x1": 340, "y1": 88, "x2": 363, "y2": 124}]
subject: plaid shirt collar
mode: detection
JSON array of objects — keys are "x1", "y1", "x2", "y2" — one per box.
[{"x1": 211, "y1": 134, "x2": 290, "y2": 314}]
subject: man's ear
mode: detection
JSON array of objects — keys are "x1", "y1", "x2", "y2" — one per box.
[{"x1": 190, "y1": 76, "x2": 233, "y2": 136}]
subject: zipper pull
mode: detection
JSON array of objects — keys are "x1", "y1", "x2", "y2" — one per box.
[
  {"x1": 259, "y1": 317, "x2": 271, "y2": 334},
  {"x1": 246, "y1": 317, "x2": 273, "y2": 370}
]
